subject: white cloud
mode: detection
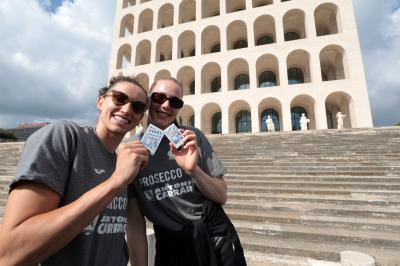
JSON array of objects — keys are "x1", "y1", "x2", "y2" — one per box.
[
  {"x1": 0, "y1": 0, "x2": 115, "y2": 129},
  {"x1": 0, "y1": 0, "x2": 399, "y2": 129},
  {"x1": 353, "y1": 0, "x2": 400, "y2": 126}
]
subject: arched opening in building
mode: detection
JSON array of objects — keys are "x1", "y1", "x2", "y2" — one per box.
[
  {"x1": 226, "y1": 0, "x2": 246, "y2": 13},
  {"x1": 228, "y1": 58, "x2": 250, "y2": 91},
  {"x1": 259, "y1": 98, "x2": 282, "y2": 132},
  {"x1": 201, "y1": 62, "x2": 221, "y2": 93},
  {"x1": 314, "y1": 3, "x2": 340, "y2": 36},
  {"x1": 201, "y1": 103, "x2": 222, "y2": 134},
  {"x1": 201, "y1": 26, "x2": 220, "y2": 54},
  {"x1": 325, "y1": 91, "x2": 353, "y2": 129},
  {"x1": 179, "y1": 0, "x2": 196, "y2": 24},
  {"x1": 177, "y1": 66, "x2": 195, "y2": 96},
  {"x1": 227, "y1": 20, "x2": 248, "y2": 50},
  {"x1": 228, "y1": 100, "x2": 251, "y2": 133},
  {"x1": 135, "y1": 40, "x2": 151, "y2": 66},
  {"x1": 256, "y1": 54, "x2": 279, "y2": 87},
  {"x1": 283, "y1": 9, "x2": 306, "y2": 41},
  {"x1": 120, "y1": 14, "x2": 134, "y2": 38},
  {"x1": 254, "y1": 15, "x2": 275, "y2": 46},
  {"x1": 138, "y1": 9, "x2": 153, "y2": 33},
  {"x1": 158, "y1": 4, "x2": 174, "y2": 28},
  {"x1": 156, "y1": 35, "x2": 172, "y2": 62},
  {"x1": 116, "y1": 44, "x2": 131, "y2": 69},
  {"x1": 261, "y1": 108, "x2": 280, "y2": 132},
  {"x1": 236, "y1": 111, "x2": 252, "y2": 133},
  {"x1": 290, "y1": 94, "x2": 316, "y2": 130},
  {"x1": 320, "y1": 45, "x2": 347, "y2": 81},
  {"x1": 202, "y1": 0, "x2": 220, "y2": 18},
  {"x1": 287, "y1": 50, "x2": 311, "y2": 84},
  {"x1": 178, "y1": 30, "x2": 195, "y2": 58}
]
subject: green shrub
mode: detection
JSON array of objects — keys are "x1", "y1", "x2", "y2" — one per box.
[{"x1": 0, "y1": 129, "x2": 17, "y2": 140}]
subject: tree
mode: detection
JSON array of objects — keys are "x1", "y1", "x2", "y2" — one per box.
[{"x1": 0, "y1": 129, "x2": 18, "y2": 140}]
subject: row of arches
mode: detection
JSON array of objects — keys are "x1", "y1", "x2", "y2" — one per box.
[
  {"x1": 120, "y1": 46, "x2": 347, "y2": 93},
  {"x1": 177, "y1": 91, "x2": 353, "y2": 134},
  {"x1": 119, "y1": 2, "x2": 338, "y2": 38},
  {"x1": 123, "y1": 0, "x2": 293, "y2": 9}
]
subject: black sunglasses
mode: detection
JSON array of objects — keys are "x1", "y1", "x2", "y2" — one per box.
[
  {"x1": 105, "y1": 90, "x2": 147, "y2": 114},
  {"x1": 151, "y1": 92, "x2": 184, "y2": 109}
]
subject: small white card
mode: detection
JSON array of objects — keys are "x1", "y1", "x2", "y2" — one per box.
[
  {"x1": 141, "y1": 124, "x2": 164, "y2": 155},
  {"x1": 164, "y1": 123, "x2": 184, "y2": 149}
]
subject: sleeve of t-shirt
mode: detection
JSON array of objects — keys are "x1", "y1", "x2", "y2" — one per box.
[
  {"x1": 195, "y1": 128, "x2": 226, "y2": 178},
  {"x1": 9, "y1": 121, "x2": 77, "y2": 197}
]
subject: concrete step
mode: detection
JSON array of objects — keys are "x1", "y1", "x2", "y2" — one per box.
[
  {"x1": 224, "y1": 209, "x2": 400, "y2": 232},
  {"x1": 225, "y1": 174, "x2": 400, "y2": 183},
  {"x1": 232, "y1": 220, "x2": 400, "y2": 248},
  {"x1": 225, "y1": 199, "x2": 400, "y2": 219},
  {"x1": 227, "y1": 192, "x2": 400, "y2": 207},
  {"x1": 243, "y1": 251, "x2": 340, "y2": 266},
  {"x1": 225, "y1": 165, "x2": 400, "y2": 172},
  {"x1": 222, "y1": 160, "x2": 400, "y2": 167},
  {"x1": 227, "y1": 185, "x2": 400, "y2": 197},
  {"x1": 226, "y1": 169, "x2": 400, "y2": 176},
  {"x1": 226, "y1": 179, "x2": 400, "y2": 190},
  {"x1": 238, "y1": 233, "x2": 400, "y2": 265}
]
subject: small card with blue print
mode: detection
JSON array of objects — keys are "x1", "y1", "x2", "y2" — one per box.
[
  {"x1": 141, "y1": 124, "x2": 164, "y2": 155},
  {"x1": 164, "y1": 123, "x2": 184, "y2": 149}
]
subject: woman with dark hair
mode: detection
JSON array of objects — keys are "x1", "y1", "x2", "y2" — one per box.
[{"x1": 0, "y1": 75, "x2": 149, "y2": 266}]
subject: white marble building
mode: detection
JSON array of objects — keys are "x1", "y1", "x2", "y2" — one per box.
[{"x1": 109, "y1": 0, "x2": 373, "y2": 133}]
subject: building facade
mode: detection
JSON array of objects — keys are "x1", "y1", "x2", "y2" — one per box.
[{"x1": 109, "y1": 0, "x2": 373, "y2": 134}]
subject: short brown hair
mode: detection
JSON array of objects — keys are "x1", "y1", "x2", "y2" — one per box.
[{"x1": 98, "y1": 75, "x2": 147, "y2": 97}]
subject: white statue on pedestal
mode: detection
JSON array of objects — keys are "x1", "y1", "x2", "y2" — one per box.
[
  {"x1": 266, "y1": 115, "x2": 275, "y2": 132},
  {"x1": 336, "y1": 111, "x2": 346, "y2": 129},
  {"x1": 299, "y1": 113, "x2": 310, "y2": 131}
]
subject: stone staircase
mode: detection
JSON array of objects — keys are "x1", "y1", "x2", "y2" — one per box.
[
  {"x1": 0, "y1": 141, "x2": 24, "y2": 223},
  {"x1": 207, "y1": 127, "x2": 400, "y2": 265},
  {"x1": 1, "y1": 127, "x2": 400, "y2": 265}
]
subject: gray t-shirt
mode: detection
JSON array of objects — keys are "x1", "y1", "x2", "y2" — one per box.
[
  {"x1": 10, "y1": 121, "x2": 128, "y2": 266},
  {"x1": 130, "y1": 127, "x2": 226, "y2": 231}
]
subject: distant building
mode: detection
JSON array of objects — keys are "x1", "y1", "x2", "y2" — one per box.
[
  {"x1": 7, "y1": 122, "x2": 49, "y2": 141},
  {"x1": 109, "y1": 0, "x2": 373, "y2": 133}
]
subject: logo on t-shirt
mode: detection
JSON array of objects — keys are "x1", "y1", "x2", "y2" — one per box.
[
  {"x1": 82, "y1": 214, "x2": 100, "y2": 235},
  {"x1": 144, "y1": 190, "x2": 155, "y2": 201},
  {"x1": 94, "y1": 168, "x2": 106, "y2": 175},
  {"x1": 81, "y1": 196, "x2": 128, "y2": 236},
  {"x1": 167, "y1": 151, "x2": 174, "y2": 160}
]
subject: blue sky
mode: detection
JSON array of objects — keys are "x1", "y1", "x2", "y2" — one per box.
[{"x1": 0, "y1": 0, "x2": 399, "y2": 129}]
